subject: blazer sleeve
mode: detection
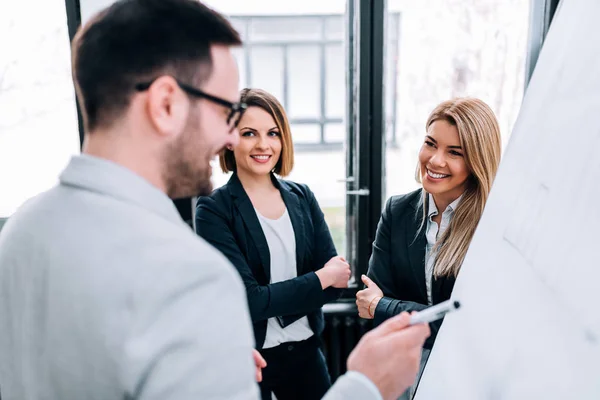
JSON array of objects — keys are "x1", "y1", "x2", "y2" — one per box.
[
  {"x1": 374, "y1": 297, "x2": 441, "y2": 349},
  {"x1": 278, "y1": 186, "x2": 343, "y2": 327},
  {"x1": 195, "y1": 196, "x2": 329, "y2": 323},
  {"x1": 366, "y1": 197, "x2": 438, "y2": 349},
  {"x1": 305, "y1": 185, "x2": 344, "y2": 303},
  {"x1": 124, "y1": 251, "x2": 258, "y2": 399}
]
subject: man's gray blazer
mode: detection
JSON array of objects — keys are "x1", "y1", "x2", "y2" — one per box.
[{"x1": 0, "y1": 155, "x2": 381, "y2": 400}]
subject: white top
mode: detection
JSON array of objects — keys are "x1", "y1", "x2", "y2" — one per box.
[
  {"x1": 255, "y1": 208, "x2": 313, "y2": 349},
  {"x1": 424, "y1": 193, "x2": 462, "y2": 305}
]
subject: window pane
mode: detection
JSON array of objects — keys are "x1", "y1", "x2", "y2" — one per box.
[
  {"x1": 229, "y1": 18, "x2": 247, "y2": 40},
  {"x1": 325, "y1": 44, "x2": 345, "y2": 119},
  {"x1": 249, "y1": 17, "x2": 323, "y2": 42},
  {"x1": 290, "y1": 124, "x2": 321, "y2": 144},
  {"x1": 324, "y1": 123, "x2": 345, "y2": 143},
  {"x1": 0, "y1": 0, "x2": 80, "y2": 218},
  {"x1": 384, "y1": 13, "x2": 400, "y2": 144},
  {"x1": 249, "y1": 46, "x2": 284, "y2": 103},
  {"x1": 325, "y1": 16, "x2": 345, "y2": 40},
  {"x1": 232, "y1": 47, "x2": 248, "y2": 91},
  {"x1": 288, "y1": 46, "x2": 321, "y2": 119},
  {"x1": 384, "y1": 0, "x2": 530, "y2": 201}
]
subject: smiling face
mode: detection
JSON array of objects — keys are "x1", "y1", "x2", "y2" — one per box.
[
  {"x1": 418, "y1": 119, "x2": 471, "y2": 205},
  {"x1": 233, "y1": 106, "x2": 282, "y2": 178}
]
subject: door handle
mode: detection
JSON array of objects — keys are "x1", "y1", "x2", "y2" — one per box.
[
  {"x1": 337, "y1": 176, "x2": 356, "y2": 183},
  {"x1": 346, "y1": 188, "x2": 370, "y2": 196}
]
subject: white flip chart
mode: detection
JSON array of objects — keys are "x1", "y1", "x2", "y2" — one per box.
[{"x1": 415, "y1": 0, "x2": 600, "y2": 398}]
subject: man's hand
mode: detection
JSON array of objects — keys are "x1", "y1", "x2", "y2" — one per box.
[
  {"x1": 347, "y1": 312, "x2": 430, "y2": 400},
  {"x1": 252, "y1": 350, "x2": 267, "y2": 383},
  {"x1": 356, "y1": 274, "x2": 384, "y2": 319}
]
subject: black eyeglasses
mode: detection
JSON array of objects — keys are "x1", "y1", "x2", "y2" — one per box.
[{"x1": 135, "y1": 78, "x2": 247, "y2": 132}]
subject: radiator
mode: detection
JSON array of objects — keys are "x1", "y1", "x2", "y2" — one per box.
[{"x1": 322, "y1": 302, "x2": 374, "y2": 382}]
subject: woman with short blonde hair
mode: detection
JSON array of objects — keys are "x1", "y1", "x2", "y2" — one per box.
[
  {"x1": 196, "y1": 88, "x2": 350, "y2": 400},
  {"x1": 219, "y1": 88, "x2": 295, "y2": 177}
]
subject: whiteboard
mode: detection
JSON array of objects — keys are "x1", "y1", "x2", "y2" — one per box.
[{"x1": 415, "y1": 0, "x2": 600, "y2": 398}]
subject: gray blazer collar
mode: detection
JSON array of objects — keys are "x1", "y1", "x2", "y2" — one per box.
[{"x1": 59, "y1": 154, "x2": 182, "y2": 225}]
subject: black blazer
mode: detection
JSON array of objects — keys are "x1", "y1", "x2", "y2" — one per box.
[
  {"x1": 195, "y1": 173, "x2": 342, "y2": 349},
  {"x1": 367, "y1": 189, "x2": 456, "y2": 349}
]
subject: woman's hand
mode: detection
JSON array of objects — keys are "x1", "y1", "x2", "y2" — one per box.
[
  {"x1": 315, "y1": 255, "x2": 351, "y2": 289},
  {"x1": 356, "y1": 274, "x2": 384, "y2": 319}
]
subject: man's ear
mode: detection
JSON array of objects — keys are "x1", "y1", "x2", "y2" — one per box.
[{"x1": 145, "y1": 75, "x2": 188, "y2": 138}]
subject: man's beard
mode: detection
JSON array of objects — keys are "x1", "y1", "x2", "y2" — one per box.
[
  {"x1": 162, "y1": 118, "x2": 214, "y2": 199},
  {"x1": 163, "y1": 146, "x2": 213, "y2": 199}
]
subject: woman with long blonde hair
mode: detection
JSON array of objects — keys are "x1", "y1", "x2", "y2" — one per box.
[{"x1": 356, "y1": 97, "x2": 501, "y2": 391}]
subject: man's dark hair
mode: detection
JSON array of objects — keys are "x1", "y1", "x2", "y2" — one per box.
[{"x1": 72, "y1": 0, "x2": 241, "y2": 131}]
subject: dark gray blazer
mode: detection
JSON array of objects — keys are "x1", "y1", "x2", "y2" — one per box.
[
  {"x1": 195, "y1": 173, "x2": 342, "y2": 349},
  {"x1": 367, "y1": 189, "x2": 456, "y2": 349}
]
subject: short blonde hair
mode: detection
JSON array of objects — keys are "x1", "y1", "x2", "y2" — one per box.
[{"x1": 219, "y1": 88, "x2": 294, "y2": 177}]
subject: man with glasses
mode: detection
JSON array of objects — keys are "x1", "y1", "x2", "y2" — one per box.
[
  {"x1": 135, "y1": 78, "x2": 248, "y2": 130},
  {"x1": 0, "y1": 1, "x2": 429, "y2": 399}
]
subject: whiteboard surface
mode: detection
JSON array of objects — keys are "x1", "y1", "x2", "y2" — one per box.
[{"x1": 415, "y1": 0, "x2": 600, "y2": 398}]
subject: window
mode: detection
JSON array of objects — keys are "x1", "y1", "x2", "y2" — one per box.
[
  {"x1": 232, "y1": 15, "x2": 343, "y2": 149},
  {"x1": 229, "y1": 13, "x2": 400, "y2": 151},
  {"x1": 0, "y1": 0, "x2": 80, "y2": 218},
  {"x1": 383, "y1": 0, "x2": 531, "y2": 201}
]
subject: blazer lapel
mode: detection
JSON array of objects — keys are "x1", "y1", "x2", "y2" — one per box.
[
  {"x1": 276, "y1": 177, "x2": 306, "y2": 276},
  {"x1": 432, "y1": 275, "x2": 456, "y2": 304},
  {"x1": 228, "y1": 174, "x2": 271, "y2": 282},
  {"x1": 407, "y1": 192, "x2": 428, "y2": 300}
]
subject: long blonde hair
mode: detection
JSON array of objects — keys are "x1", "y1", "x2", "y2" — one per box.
[{"x1": 416, "y1": 98, "x2": 502, "y2": 278}]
